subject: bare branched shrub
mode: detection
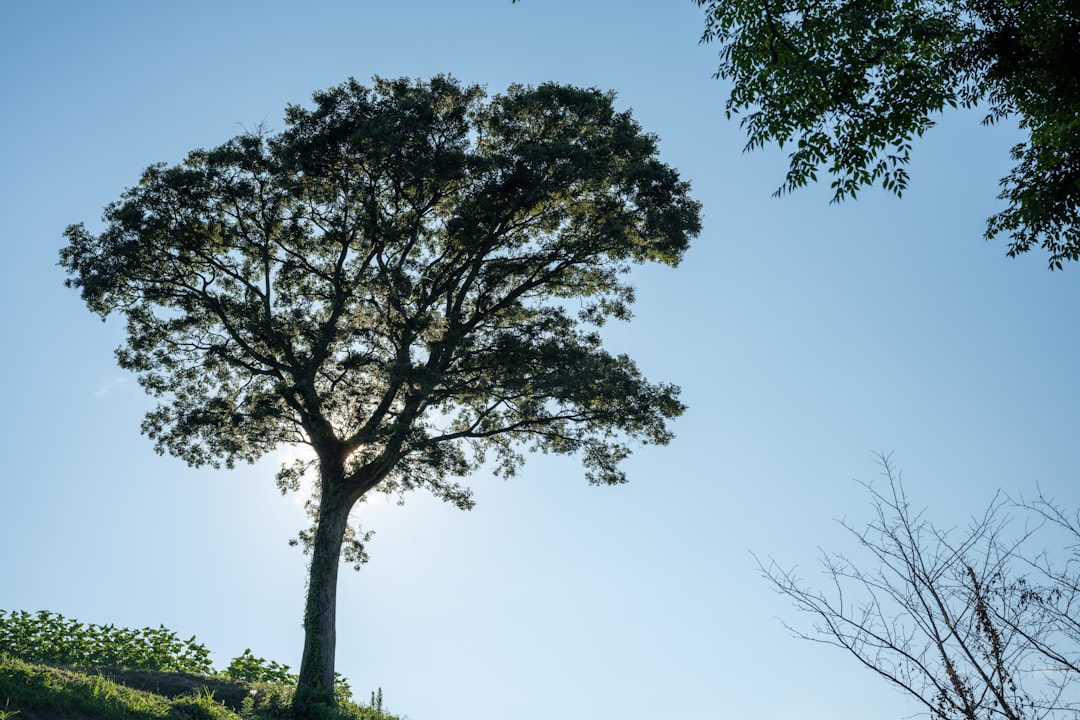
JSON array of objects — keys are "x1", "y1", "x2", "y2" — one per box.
[{"x1": 761, "y1": 454, "x2": 1080, "y2": 720}]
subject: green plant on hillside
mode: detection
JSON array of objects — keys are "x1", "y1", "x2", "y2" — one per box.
[
  {"x1": 224, "y1": 650, "x2": 296, "y2": 685},
  {"x1": 370, "y1": 688, "x2": 383, "y2": 714},
  {"x1": 0, "y1": 611, "x2": 396, "y2": 720},
  {"x1": 1, "y1": 652, "x2": 400, "y2": 720},
  {"x1": 0, "y1": 610, "x2": 211, "y2": 674},
  {"x1": 0, "y1": 654, "x2": 173, "y2": 719}
]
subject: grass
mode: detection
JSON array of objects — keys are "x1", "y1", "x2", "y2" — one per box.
[{"x1": 0, "y1": 611, "x2": 403, "y2": 720}]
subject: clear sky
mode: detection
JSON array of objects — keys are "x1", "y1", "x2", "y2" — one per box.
[{"x1": 3, "y1": 2, "x2": 1079, "y2": 720}]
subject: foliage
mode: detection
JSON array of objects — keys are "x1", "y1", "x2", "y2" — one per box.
[
  {"x1": 60, "y1": 74, "x2": 701, "y2": 708},
  {"x1": 0, "y1": 610, "x2": 360, "y2": 708},
  {"x1": 60, "y1": 74, "x2": 699, "y2": 493},
  {"x1": 223, "y1": 651, "x2": 355, "y2": 708},
  {"x1": 760, "y1": 454, "x2": 1080, "y2": 720},
  {"x1": 223, "y1": 650, "x2": 296, "y2": 686},
  {"x1": 0, "y1": 610, "x2": 212, "y2": 674},
  {"x1": 697, "y1": 0, "x2": 1080, "y2": 267},
  {"x1": 0, "y1": 654, "x2": 394, "y2": 720},
  {"x1": 0, "y1": 653, "x2": 176, "y2": 719},
  {"x1": 0, "y1": 610, "x2": 400, "y2": 720}
]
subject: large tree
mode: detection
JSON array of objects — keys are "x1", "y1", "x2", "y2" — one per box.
[
  {"x1": 60, "y1": 76, "x2": 701, "y2": 712},
  {"x1": 696, "y1": 0, "x2": 1080, "y2": 267}
]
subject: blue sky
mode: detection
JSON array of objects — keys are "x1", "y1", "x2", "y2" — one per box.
[{"x1": 3, "y1": 2, "x2": 1079, "y2": 719}]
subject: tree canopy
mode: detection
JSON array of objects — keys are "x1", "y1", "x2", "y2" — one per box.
[
  {"x1": 697, "y1": 0, "x2": 1080, "y2": 267},
  {"x1": 59, "y1": 76, "x2": 701, "y2": 711}
]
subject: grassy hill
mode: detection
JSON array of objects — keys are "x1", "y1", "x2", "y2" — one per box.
[{"x1": 0, "y1": 611, "x2": 402, "y2": 720}]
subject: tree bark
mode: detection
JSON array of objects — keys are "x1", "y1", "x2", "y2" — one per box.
[{"x1": 294, "y1": 471, "x2": 354, "y2": 712}]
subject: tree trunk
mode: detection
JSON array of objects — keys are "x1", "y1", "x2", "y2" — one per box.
[{"x1": 294, "y1": 473, "x2": 354, "y2": 713}]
